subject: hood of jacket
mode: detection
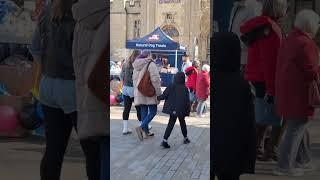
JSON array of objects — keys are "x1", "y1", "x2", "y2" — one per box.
[
  {"x1": 174, "y1": 72, "x2": 186, "y2": 85},
  {"x1": 240, "y1": 16, "x2": 273, "y2": 34},
  {"x1": 132, "y1": 57, "x2": 153, "y2": 71},
  {"x1": 213, "y1": 32, "x2": 241, "y2": 72},
  {"x1": 72, "y1": 0, "x2": 108, "y2": 30},
  {"x1": 185, "y1": 66, "x2": 197, "y2": 74}
]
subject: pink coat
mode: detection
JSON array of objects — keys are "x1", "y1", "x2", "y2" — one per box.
[{"x1": 196, "y1": 71, "x2": 210, "y2": 100}]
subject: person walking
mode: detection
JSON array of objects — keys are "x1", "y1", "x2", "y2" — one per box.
[
  {"x1": 29, "y1": 0, "x2": 85, "y2": 179},
  {"x1": 274, "y1": 10, "x2": 320, "y2": 176},
  {"x1": 181, "y1": 54, "x2": 192, "y2": 73},
  {"x1": 120, "y1": 50, "x2": 142, "y2": 135},
  {"x1": 240, "y1": 0, "x2": 287, "y2": 161},
  {"x1": 157, "y1": 72, "x2": 191, "y2": 148},
  {"x1": 212, "y1": 32, "x2": 256, "y2": 180},
  {"x1": 196, "y1": 64, "x2": 210, "y2": 117},
  {"x1": 72, "y1": 0, "x2": 109, "y2": 179},
  {"x1": 229, "y1": 0, "x2": 257, "y2": 73},
  {"x1": 133, "y1": 50, "x2": 162, "y2": 140},
  {"x1": 185, "y1": 60, "x2": 199, "y2": 113}
]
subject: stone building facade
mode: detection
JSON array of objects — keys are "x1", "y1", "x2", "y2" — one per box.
[{"x1": 110, "y1": 0, "x2": 210, "y2": 63}]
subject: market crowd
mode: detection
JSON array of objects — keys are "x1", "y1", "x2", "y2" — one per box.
[
  {"x1": 119, "y1": 49, "x2": 211, "y2": 149},
  {"x1": 212, "y1": 0, "x2": 320, "y2": 180}
]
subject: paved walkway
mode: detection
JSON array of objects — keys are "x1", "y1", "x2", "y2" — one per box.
[
  {"x1": 110, "y1": 104, "x2": 210, "y2": 180},
  {"x1": 1, "y1": 102, "x2": 320, "y2": 180}
]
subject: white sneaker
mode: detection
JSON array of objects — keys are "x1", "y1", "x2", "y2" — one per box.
[
  {"x1": 273, "y1": 167, "x2": 304, "y2": 177},
  {"x1": 123, "y1": 129, "x2": 132, "y2": 135}
]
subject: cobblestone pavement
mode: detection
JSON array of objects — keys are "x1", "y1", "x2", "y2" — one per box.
[{"x1": 110, "y1": 103, "x2": 210, "y2": 180}]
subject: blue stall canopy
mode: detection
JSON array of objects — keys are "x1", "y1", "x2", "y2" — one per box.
[
  {"x1": 126, "y1": 27, "x2": 186, "y2": 51},
  {"x1": 126, "y1": 27, "x2": 186, "y2": 69}
]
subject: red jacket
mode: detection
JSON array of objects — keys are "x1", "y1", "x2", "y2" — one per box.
[
  {"x1": 185, "y1": 66, "x2": 198, "y2": 91},
  {"x1": 240, "y1": 16, "x2": 283, "y2": 96},
  {"x1": 196, "y1": 71, "x2": 210, "y2": 100},
  {"x1": 276, "y1": 29, "x2": 319, "y2": 118}
]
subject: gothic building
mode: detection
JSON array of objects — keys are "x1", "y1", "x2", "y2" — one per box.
[{"x1": 110, "y1": 0, "x2": 210, "y2": 63}]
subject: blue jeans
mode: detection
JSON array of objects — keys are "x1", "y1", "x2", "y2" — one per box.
[{"x1": 140, "y1": 105, "x2": 157, "y2": 133}]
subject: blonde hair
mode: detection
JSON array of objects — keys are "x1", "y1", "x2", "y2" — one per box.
[
  {"x1": 294, "y1": 10, "x2": 320, "y2": 38},
  {"x1": 262, "y1": 0, "x2": 287, "y2": 19},
  {"x1": 202, "y1": 64, "x2": 210, "y2": 72}
]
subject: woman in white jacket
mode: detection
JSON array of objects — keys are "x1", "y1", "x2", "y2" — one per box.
[{"x1": 133, "y1": 50, "x2": 162, "y2": 140}]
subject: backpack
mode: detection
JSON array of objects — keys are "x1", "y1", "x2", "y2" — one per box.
[{"x1": 138, "y1": 61, "x2": 156, "y2": 97}]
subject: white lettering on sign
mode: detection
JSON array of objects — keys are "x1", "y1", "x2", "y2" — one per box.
[
  {"x1": 135, "y1": 43, "x2": 167, "y2": 48},
  {"x1": 159, "y1": 0, "x2": 181, "y2": 4}
]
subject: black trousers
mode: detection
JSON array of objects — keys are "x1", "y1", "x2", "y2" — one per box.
[
  {"x1": 40, "y1": 105, "x2": 106, "y2": 180},
  {"x1": 163, "y1": 115, "x2": 187, "y2": 140},
  {"x1": 217, "y1": 174, "x2": 240, "y2": 180},
  {"x1": 123, "y1": 95, "x2": 141, "y2": 121}
]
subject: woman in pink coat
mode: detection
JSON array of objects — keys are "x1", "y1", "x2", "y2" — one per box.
[{"x1": 196, "y1": 64, "x2": 210, "y2": 117}]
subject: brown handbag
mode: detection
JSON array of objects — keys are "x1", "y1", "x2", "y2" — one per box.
[
  {"x1": 88, "y1": 47, "x2": 107, "y2": 105},
  {"x1": 309, "y1": 73, "x2": 320, "y2": 108},
  {"x1": 138, "y1": 61, "x2": 156, "y2": 97}
]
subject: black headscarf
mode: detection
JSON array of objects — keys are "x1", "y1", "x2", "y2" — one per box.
[
  {"x1": 212, "y1": 32, "x2": 241, "y2": 72},
  {"x1": 174, "y1": 72, "x2": 186, "y2": 85}
]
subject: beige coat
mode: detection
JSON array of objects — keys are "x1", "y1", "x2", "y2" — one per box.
[
  {"x1": 72, "y1": 0, "x2": 108, "y2": 139},
  {"x1": 133, "y1": 57, "x2": 162, "y2": 106}
]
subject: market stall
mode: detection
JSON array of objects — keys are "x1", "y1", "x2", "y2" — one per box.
[
  {"x1": 126, "y1": 27, "x2": 186, "y2": 87},
  {"x1": 0, "y1": 0, "x2": 43, "y2": 137}
]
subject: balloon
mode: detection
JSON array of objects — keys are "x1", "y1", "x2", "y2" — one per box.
[
  {"x1": 0, "y1": 106, "x2": 19, "y2": 132},
  {"x1": 110, "y1": 95, "x2": 117, "y2": 105}
]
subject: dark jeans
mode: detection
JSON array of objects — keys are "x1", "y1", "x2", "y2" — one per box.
[
  {"x1": 40, "y1": 105, "x2": 78, "y2": 180},
  {"x1": 81, "y1": 136, "x2": 109, "y2": 180},
  {"x1": 40, "y1": 105, "x2": 107, "y2": 180},
  {"x1": 217, "y1": 174, "x2": 240, "y2": 180},
  {"x1": 123, "y1": 95, "x2": 141, "y2": 121},
  {"x1": 140, "y1": 105, "x2": 157, "y2": 133},
  {"x1": 163, "y1": 115, "x2": 187, "y2": 140}
]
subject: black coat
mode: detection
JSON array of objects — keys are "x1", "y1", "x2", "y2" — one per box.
[
  {"x1": 158, "y1": 72, "x2": 190, "y2": 117},
  {"x1": 211, "y1": 32, "x2": 256, "y2": 176}
]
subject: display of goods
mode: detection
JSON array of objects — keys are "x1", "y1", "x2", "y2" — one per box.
[
  {"x1": 0, "y1": 105, "x2": 19, "y2": 132},
  {"x1": 110, "y1": 79, "x2": 121, "y2": 94},
  {"x1": 0, "y1": 0, "x2": 36, "y2": 44},
  {"x1": 110, "y1": 95, "x2": 117, "y2": 105},
  {"x1": 19, "y1": 103, "x2": 42, "y2": 130}
]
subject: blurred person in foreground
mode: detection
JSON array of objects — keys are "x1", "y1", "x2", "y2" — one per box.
[
  {"x1": 212, "y1": 32, "x2": 256, "y2": 180},
  {"x1": 72, "y1": 0, "x2": 109, "y2": 179},
  {"x1": 274, "y1": 10, "x2": 320, "y2": 176}
]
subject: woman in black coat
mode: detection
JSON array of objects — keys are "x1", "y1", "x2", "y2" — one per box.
[
  {"x1": 211, "y1": 32, "x2": 256, "y2": 180},
  {"x1": 157, "y1": 72, "x2": 191, "y2": 148}
]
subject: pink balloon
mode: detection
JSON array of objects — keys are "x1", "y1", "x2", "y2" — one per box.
[
  {"x1": 0, "y1": 106, "x2": 19, "y2": 132},
  {"x1": 110, "y1": 95, "x2": 117, "y2": 105}
]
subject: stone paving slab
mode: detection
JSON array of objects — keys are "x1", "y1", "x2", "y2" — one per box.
[{"x1": 110, "y1": 104, "x2": 210, "y2": 180}]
